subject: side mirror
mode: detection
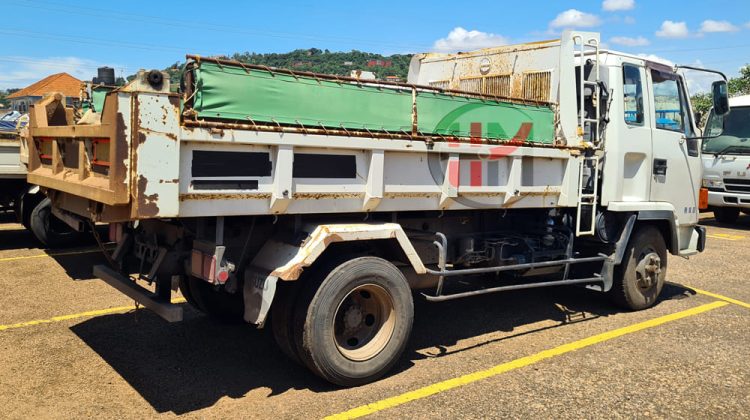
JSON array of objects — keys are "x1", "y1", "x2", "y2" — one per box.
[
  {"x1": 712, "y1": 80, "x2": 730, "y2": 116},
  {"x1": 693, "y1": 111, "x2": 703, "y2": 126}
]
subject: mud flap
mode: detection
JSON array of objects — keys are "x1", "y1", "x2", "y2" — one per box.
[{"x1": 242, "y1": 268, "x2": 278, "y2": 327}]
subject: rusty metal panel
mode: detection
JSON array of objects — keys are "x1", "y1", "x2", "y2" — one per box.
[{"x1": 26, "y1": 92, "x2": 133, "y2": 206}]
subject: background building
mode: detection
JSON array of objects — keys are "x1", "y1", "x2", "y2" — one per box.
[{"x1": 6, "y1": 73, "x2": 81, "y2": 113}]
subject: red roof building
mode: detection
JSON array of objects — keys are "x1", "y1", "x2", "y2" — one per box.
[{"x1": 7, "y1": 73, "x2": 82, "y2": 113}]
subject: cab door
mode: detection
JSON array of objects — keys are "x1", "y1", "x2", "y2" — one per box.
[{"x1": 647, "y1": 67, "x2": 703, "y2": 229}]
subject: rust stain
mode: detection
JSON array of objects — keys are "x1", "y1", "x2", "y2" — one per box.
[
  {"x1": 114, "y1": 112, "x2": 129, "y2": 194},
  {"x1": 293, "y1": 192, "x2": 363, "y2": 200},
  {"x1": 136, "y1": 174, "x2": 160, "y2": 217},
  {"x1": 179, "y1": 193, "x2": 272, "y2": 201},
  {"x1": 138, "y1": 132, "x2": 147, "y2": 144},
  {"x1": 384, "y1": 192, "x2": 440, "y2": 199}
]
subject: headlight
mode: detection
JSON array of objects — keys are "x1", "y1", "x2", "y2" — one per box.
[{"x1": 702, "y1": 178, "x2": 724, "y2": 189}]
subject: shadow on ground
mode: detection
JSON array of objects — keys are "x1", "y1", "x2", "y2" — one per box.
[
  {"x1": 699, "y1": 213, "x2": 750, "y2": 231},
  {"x1": 69, "y1": 281, "x2": 694, "y2": 415}
]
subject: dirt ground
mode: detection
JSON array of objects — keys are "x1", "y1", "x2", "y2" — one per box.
[{"x1": 0, "y1": 212, "x2": 747, "y2": 419}]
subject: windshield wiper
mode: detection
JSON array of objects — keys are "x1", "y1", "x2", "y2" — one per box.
[{"x1": 713, "y1": 144, "x2": 750, "y2": 157}]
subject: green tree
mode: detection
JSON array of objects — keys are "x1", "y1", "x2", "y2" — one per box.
[{"x1": 728, "y1": 64, "x2": 750, "y2": 96}]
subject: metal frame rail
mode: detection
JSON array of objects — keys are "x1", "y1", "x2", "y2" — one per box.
[{"x1": 422, "y1": 232, "x2": 609, "y2": 302}]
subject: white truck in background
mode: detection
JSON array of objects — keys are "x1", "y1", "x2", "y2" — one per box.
[
  {"x1": 0, "y1": 113, "x2": 65, "y2": 244},
  {"x1": 702, "y1": 95, "x2": 750, "y2": 223}
]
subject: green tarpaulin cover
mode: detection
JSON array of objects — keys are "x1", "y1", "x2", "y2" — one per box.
[{"x1": 190, "y1": 61, "x2": 555, "y2": 143}]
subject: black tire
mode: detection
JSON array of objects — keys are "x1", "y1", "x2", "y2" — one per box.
[
  {"x1": 185, "y1": 276, "x2": 245, "y2": 323},
  {"x1": 270, "y1": 281, "x2": 303, "y2": 364},
  {"x1": 178, "y1": 275, "x2": 202, "y2": 312},
  {"x1": 610, "y1": 225, "x2": 668, "y2": 310},
  {"x1": 16, "y1": 191, "x2": 43, "y2": 230},
  {"x1": 29, "y1": 198, "x2": 80, "y2": 248},
  {"x1": 292, "y1": 256, "x2": 413, "y2": 387},
  {"x1": 714, "y1": 207, "x2": 740, "y2": 224}
]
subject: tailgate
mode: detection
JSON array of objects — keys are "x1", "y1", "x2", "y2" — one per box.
[{"x1": 26, "y1": 93, "x2": 131, "y2": 206}]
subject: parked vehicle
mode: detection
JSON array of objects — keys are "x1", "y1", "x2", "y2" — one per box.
[
  {"x1": 702, "y1": 95, "x2": 750, "y2": 223},
  {"x1": 0, "y1": 111, "x2": 70, "y2": 245},
  {"x1": 25, "y1": 31, "x2": 728, "y2": 386}
]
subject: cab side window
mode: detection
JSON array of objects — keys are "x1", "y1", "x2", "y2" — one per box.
[
  {"x1": 650, "y1": 69, "x2": 685, "y2": 133},
  {"x1": 623, "y1": 64, "x2": 644, "y2": 125}
]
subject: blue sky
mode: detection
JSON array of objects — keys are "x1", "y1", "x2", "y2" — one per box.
[{"x1": 1, "y1": 0, "x2": 748, "y2": 90}]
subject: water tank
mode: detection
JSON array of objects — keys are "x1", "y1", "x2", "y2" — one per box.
[{"x1": 94, "y1": 67, "x2": 115, "y2": 85}]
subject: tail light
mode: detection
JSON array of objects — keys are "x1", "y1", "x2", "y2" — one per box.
[
  {"x1": 108, "y1": 223, "x2": 124, "y2": 243},
  {"x1": 190, "y1": 242, "x2": 234, "y2": 284}
]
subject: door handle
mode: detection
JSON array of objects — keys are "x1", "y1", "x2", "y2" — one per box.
[{"x1": 653, "y1": 159, "x2": 668, "y2": 176}]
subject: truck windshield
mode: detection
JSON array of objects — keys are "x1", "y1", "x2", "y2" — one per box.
[{"x1": 703, "y1": 106, "x2": 750, "y2": 155}]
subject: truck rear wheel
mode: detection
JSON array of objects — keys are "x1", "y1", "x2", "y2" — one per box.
[
  {"x1": 292, "y1": 256, "x2": 413, "y2": 386},
  {"x1": 29, "y1": 198, "x2": 80, "y2": 248},
  {"x1": 610, "y1": 225, "x2": 667, "y2": 311},
  {"x1": 713, "y1": 207, "x2": 739, "y2": 224}
]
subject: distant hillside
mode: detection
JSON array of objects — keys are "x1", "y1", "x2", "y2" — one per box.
[{"x1": 159, "y1": 48, "x2": 414, "y2": 86}]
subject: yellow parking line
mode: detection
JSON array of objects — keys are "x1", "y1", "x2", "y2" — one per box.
[
  {"x1": 325, "y1": 301, "x2": 728, "y2": 420},
  {"x1": 0, "y1": 226, "x2": 24, "y2": 231},
  {"x1": 0, "y1": 298, "x2": 187, "y2": 332},
  {"x1": 707, "y1": 233, "x2": 745, "y2": 241},
  {"x1": 0, "y1": 248, "x2": 103, "y2": 263},
  {"x1": 690, "y1": 287, "x2": 750, "y2": 310}
]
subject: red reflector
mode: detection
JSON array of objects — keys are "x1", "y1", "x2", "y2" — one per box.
[
  {"x1": 108, "y1": 223, "x2": 123, "y2": 243},
  {"x1": 217, "y1": 270, "x2": 229, "y2": 283},
  {"x1": 699, "y1": 187, "x2": 709, "y2": 210}
]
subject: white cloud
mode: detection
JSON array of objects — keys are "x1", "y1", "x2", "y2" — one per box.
[
  {"x1": 602, "y1": 0, "x2": 635, "y2": 11},
  {"x1": 682, "y1": 60, "x2": 721, "y2": 94},
  {"x1": 0, "y1": 56, "x2": 119, "y2": 90},
  {"x1": 624, "y1": 16, "x2": 636, "y2": 24},
  {"x1": 656, "y1": 21, "x2": 689, "y2": 38},
  {"x1": 637, "y1": 54, "x2": 674, "y2": 67},
  {"x1": 746, "y1": 21, "x2": 750, "y2": 29},
  {"x1": 550, "y1": 9, "x2": 602, "y2": 29},
  {"x1": 700, "y1": 20, "x2": 739, "y2": 33},
  {"x1": 611, "y1": 36, "x2": 650, "y2": 46},
  {"x1": 432, "y1": 27, "x2": 509, "y2": 52}
]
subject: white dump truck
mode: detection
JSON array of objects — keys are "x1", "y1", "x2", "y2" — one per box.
[
  {"x1": 25, "y1": 31, "x2": 728, "y2": 386},
  {"x1": 702, "y1": 95, "x2": 750, "y2": 223}
]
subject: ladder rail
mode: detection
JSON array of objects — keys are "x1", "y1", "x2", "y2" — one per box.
[{"x1": 575, "y1": 155, "x2": 600, "y2": 236}]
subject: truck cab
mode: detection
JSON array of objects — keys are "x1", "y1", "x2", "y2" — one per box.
[{"x1": 702, "y1": 95, "x2": 750, "y2": 223}]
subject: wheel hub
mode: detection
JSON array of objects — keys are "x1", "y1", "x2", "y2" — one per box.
[
  {"x1": 636, "y1": 252, "x2": 661, "y2": 289},
  {"x1": 333, "y1": 283, "x2": 396, "y2": 362},
  {"x1": 343, "y1": 305, "x2": 364, "y2": 331}
]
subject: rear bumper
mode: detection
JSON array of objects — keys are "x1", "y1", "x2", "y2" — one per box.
[
  {"x1": 93, "y1": 265, "x2": 183, "y2": 322},
  {"x1": 708, "y1": 191, "x2": 750, "y2": 209}
]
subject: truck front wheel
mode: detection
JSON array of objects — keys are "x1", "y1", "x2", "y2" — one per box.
[
  {"x1": 609, "y1": 225, "x2": 667, "y2": 311},
  {"x1": 292, "y1": 256, "x2": 413, "y2": 386}
]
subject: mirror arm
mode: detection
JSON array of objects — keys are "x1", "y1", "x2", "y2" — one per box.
[{"x1": 675, "y1": 65, "x2": 728, "y2": 82}]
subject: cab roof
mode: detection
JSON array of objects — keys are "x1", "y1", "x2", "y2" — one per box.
[{"x1": 729, "y1": 95, "x2": 750, "y2": 107}]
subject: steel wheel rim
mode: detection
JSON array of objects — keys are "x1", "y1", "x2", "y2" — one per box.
[
  {"x1": 635, "y1": 247, "x2": 661, "y2": 291},
  {"x1": 333, "y1": 283, "x2": 396, "y2": 362}
]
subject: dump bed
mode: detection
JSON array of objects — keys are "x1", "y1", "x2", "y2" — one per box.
[{"x1": 27, "y1": 32, "x2": 599, "y2": 223}]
